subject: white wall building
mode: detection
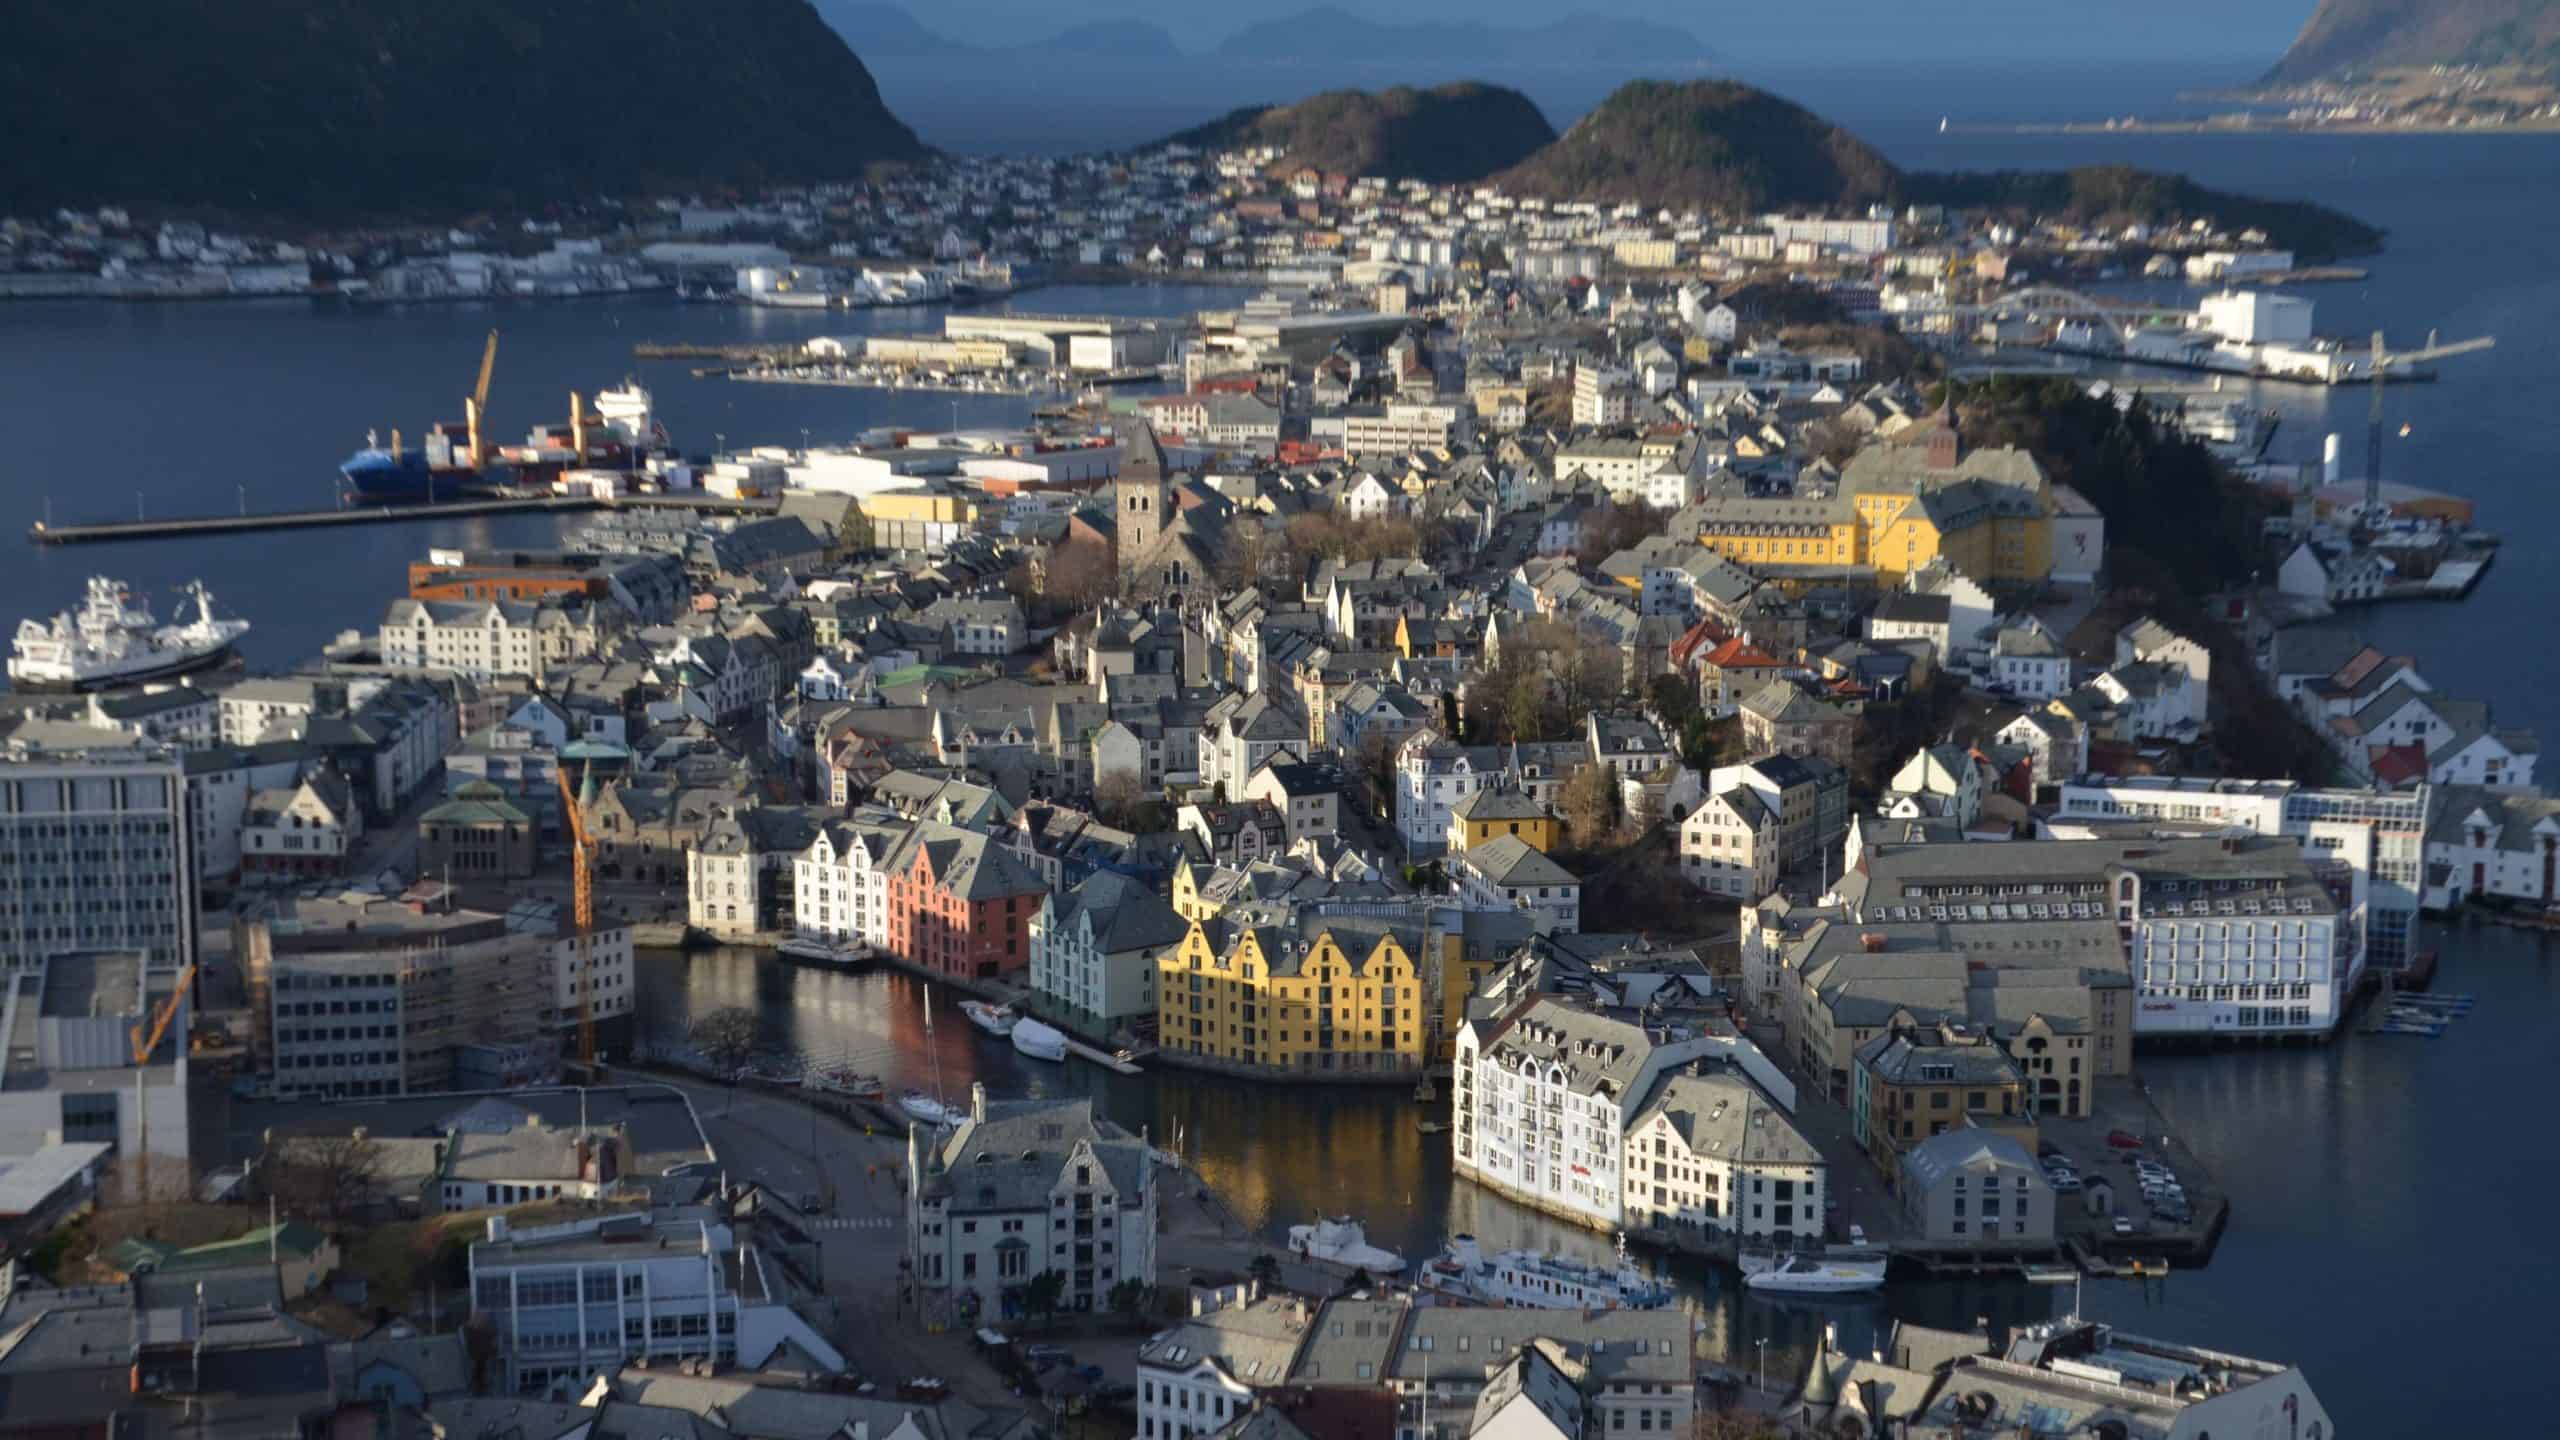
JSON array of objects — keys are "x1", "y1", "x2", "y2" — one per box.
[
  {"x1": 1620, "y1": 1067, "x2": 1824, "y2": 1241},
  {"x1": 468, "y1": 1209, "x2": 845, "y2": 1394},
  {"x1": 1451, "y1": 999, "x2": 1718, "y2": 1230},
  {"x1": 906, "y1": 1085, "x2": 1158, "y2": 1325}
]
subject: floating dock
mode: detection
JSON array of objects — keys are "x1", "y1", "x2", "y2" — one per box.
[{"x1": 28, "y1": 492, "x2": 776, "y2": 547}]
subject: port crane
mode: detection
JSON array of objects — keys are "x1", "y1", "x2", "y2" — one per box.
[
  {"x1": 2361, "y1": 328, "x2": 2494, "y2": 520},
  {"x1": 557, "y1": 761, "x2": 598, "y2": 1069},
  {"x1": 465, "y1": 328, "x2": 500, "y2": 470},
  {"x1": 127, "y1": 961, "x2": 196, "y2": 1202}
]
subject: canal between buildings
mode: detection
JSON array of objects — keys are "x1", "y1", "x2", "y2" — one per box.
[{"x1": 632, "y1": 914, "x2": 2557, "y2": 1428}]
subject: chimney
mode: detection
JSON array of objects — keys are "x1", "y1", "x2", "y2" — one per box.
[
  {"x1": 1860, "y1": 932, "x2": 1887, "y2": 953},
  {"x1": 971, "y1": 1081, "x2": 988, "y2": 1122}
]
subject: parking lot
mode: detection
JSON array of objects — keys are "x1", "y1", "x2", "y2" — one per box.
[{"x1": 2034, "y1": 1079, "x2": 2225, "y2": 1255}]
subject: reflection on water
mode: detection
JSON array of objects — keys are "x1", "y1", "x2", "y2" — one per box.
[{"x1": 633, "y1": 947, "x2": 2059, "y2": 1379}]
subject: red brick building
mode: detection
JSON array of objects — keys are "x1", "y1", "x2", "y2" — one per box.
[{"x1": 883, "y1": 823, "x2": 1049, "y2": 980}]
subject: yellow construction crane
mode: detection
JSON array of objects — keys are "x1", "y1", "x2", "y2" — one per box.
[
  {"x1": 127, "y1": 962, "x2": 198, "y2": 1065},
  {"x1": 557, "y1": 762, "x2": 598, "y2": 1068},
  {"x1": 465, "y1": 328, "x2": 500, "y2": 469}
]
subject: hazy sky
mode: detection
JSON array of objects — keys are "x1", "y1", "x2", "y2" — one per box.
[{"x1": 911, "y1": 0, "x2": 2320, "y2": 62}]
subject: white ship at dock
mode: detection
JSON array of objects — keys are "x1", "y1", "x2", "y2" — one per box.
[{"x1": 9, "y1": 578, "x2": 249, "y2": 691}]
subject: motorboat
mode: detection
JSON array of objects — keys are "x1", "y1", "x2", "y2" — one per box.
[
  {"x1": 960, "y1": 1001, "x2": 1018, "y2": 1037},
  {"x1": 1287, "y1": 1216, "x2": 1406, "y2": 1273},
  {"x1": 778, "y1": 936, "x2": 868, "y2": 968},
  {"x1": 1010, "y1": 1016, "x2": 1069, "y2": 1063},
  {"x1": 803, "y1": 1068, "x2": 885, "y2": 1101},
  {"x1": 1417, "y1": 1233, "x2": 1670, "y2": 1310},
  {"x1": 1740, "y1": 1247, "x2": 1888, "y2": 1295},
  {"x1": 898, "y1": 1091, "x2": 958, "y2": 1127}
]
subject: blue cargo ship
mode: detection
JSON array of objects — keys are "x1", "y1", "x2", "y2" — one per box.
[{"x1": 338, "y1": 425, "x2": 511, "y2": 503}]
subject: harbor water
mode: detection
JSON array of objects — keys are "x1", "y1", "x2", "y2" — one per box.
[
  {"x1": 0, "y1": 284, "x2": 1245, "y2": 673},
  {"x1": 0, "y1": 79, "x2": 2553, "y2": 1432}
]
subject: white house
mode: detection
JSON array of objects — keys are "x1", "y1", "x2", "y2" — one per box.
[
  {"x1": 1989, "y1": 622, "x2": 2070, "y2": 700},
  {"x1": 792, "y1": 817, "x2": 904, "y2": 952},
  {"x1": 1457, "y1": 836, "x2": 1581, "y2": 934},
  {"x1": 1027, "y1": 870, "x2": 1188, "y2": 1035},
  {"x1": 1678, "y1": 787, "x2": 1780, "y2": 900}
]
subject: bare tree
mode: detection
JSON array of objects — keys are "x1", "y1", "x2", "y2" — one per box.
[
  {"x1": 1092, "y1": 771, "x2": 1147, "y2": 828},
  {"x1": 1559, "y1": 763, "x2": 1622, "y2": 850},
  {"x1": 261, "y1": 1132, "x2": 385, "y2": 1223},
  {"x1": 690, "y1": 1006, "x2": 762, "y2": 1112}
]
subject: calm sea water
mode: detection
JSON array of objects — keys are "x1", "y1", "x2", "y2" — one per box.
[
  {"x1": 4, "y1": 85, "x2": 2555, "y2": 1429},
  {"x1": 0, "y1": 284, "x2": 1243, "y2": 669}
]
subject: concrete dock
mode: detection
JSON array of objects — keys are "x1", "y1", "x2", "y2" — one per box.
[{"x1": 27, "y1": 491, "x2": 776, "y2": 546}]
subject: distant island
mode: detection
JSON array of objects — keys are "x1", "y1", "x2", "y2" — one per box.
[
  {"x1": 0, "y1": 0, "x2": 924, "y2": 215},
  {"x1": 1152, "y1": 77, "x2": 2382, "y2": 263},
  {"x1": 1166, "y1": 85, "x2": 1559, "y2": 187}
]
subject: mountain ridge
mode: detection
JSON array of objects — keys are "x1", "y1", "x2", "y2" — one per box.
[
  {"x1": 0, "y1": 0, "x2": 923, "y2": 216},
  {"x1": 2265, "y1": 0, "x2": 2560, "y2": 81}
]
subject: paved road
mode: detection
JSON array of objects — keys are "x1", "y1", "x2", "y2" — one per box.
[{"x1": 642, "y1": 1075, "x2": 1034, "y2": 1409}]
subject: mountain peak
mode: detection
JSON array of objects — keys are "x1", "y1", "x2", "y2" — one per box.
[
  {"x1": 1158, "y1": 82, "x2": 1557, "y2": 185},
  {"x1": 2266, "y1": 0, "x2": 2560, "y2": 82}
]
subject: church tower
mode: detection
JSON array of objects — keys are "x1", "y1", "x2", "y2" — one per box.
[{"x1": 1114, "y1": 418, "x2": 1171, "y2": 575}]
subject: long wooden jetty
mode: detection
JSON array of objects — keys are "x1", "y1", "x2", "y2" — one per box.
[{"x1": 27, "y1": 492, "x2": 777, "y2": 547}]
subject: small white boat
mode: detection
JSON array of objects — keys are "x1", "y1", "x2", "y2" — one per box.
[
  {"x1": 803, "y1": 1068, "x2": 884, "y2": 1100},
  {"x1": 1288, "y1": 1216, "x2": 1406, "y2": 1274},
  {"x1": 960, "y1": 1001, "x2": 1018, "y2": 1037},
  {"x1": 1740, "y1": 1247, "x2": 1887, "y2": 1295},
  {"x1": 778, "y1": 936, "x2": 867, "y2": 968},
  {"x1": 898, "y1": 1091, "x2": 958, "y2": 1127},
  {"x1": 1417, "y1": 1233, "x2": 1670, "y2": 1311},
  {"x1": 1010, "y1": 1016, "x2": 1068, "y2": 1063}
]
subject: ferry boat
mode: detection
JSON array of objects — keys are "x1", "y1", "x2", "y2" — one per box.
[
  {"x1": 777, "y1": 936, "x2": 869, "y2": 969},
  {"x1": 1739, "y1": 1247, "x2": 1888, "y2": 1296},
  {"x1": 1418, "y1": 1234, "x2": 1671, "y2": 1311},
  {"x1": 960, "y1": 1001, "x2": 1018, "y2": 1037},
  {"x1": 1009, "y1": 1016, "x2": 1069, "y2": 1063},
  {"x1": 10, "y1": 578, "x2": 249, "y2": 691},
  {"x1": 1287, "y1": 1216, "x2": 1406, "y2": 1273}
]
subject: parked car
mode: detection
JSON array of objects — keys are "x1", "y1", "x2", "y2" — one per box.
[
  {"x1": 2111, "y1": 1216, "x2": 2135, "y2": 1236},
  {"x1": 2048, "y1": 1173, "x2": 2084, "y2": 1193},
  {"x1": 1026, "y1": 1345, "x2": 1074, "y2": 1366},
  {"x1": 2107, "y1": 1130, "x2": 2144, "y2": 1149},
  {"x1": 1849, "y1": 1224, "x2": 1869, "y2": 1245}
]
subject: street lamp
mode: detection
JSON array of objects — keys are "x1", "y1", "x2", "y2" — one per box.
[{"x1": 1756, "y1": 1336, "x2": 1770, "y2": 1395}]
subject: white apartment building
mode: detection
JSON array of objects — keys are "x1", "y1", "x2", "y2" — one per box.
[
  {"x1": 1028, "y1": 870, "x2": 1187, "y2": 1036},
  {"x1": 1763, "y1": 214, "x2": 1897, "y2": 256},
  {"x1": 1848, "y1": 834, "x2": 2351, "y2": 1039},
  {"x1": 379, "y1": 598, "x2": 605, "y2": 680},
  {"x1": 906, "y1": 1085, "x2": 1159, "y2": 1324},
  {"x1": 2051, "y1": 776, "x2": 2425, "y2": 974},
  {"x1": 183, "y1": 744, "x2": 305, "y2": 884},
  {"x1": 1396, "y1": 732, "x2": 1502, "y2": 858},
  {"x1": 1341, "y1": 402, "x2": 1471, "y2": 456},
  {"x1": 468, "y1": 1209, "x2": 845, "y2": 1395},
  {"x1": 1136, "y1": 1286, "x2": 1308, "y2": 1440},
  {"x1": 1554, "y1": 437, "x2": 1671, "y2": 497},
  {"x1": 1451, "y1": 999, "x2": 1718, "y2": 1230},
  {"x1": 1679, "y1": 787, "x2": 1780, "y2": 900},
  {"x1": 0, "y1": 734, "x2": 195, "y2": 975},
  {"x1": 1571, "y1": 363, "x2": 1631, "y2": 427},
  {"x1": 1621, "y1": 1067, "x2": 1824, "y2": 1241},
  {"x1": 791, "y1": 817, "x2": 905, "y2": 952}
]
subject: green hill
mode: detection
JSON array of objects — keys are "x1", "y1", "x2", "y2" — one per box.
[
  {"x1": 1164, "y1": 83, "x2": 1556, "y2": 185},
  {"x1": 0, "y1": 0, "x2": 925, "y2": 217},
  {"x1": 1903, "y1": 167, "x2": 2386, "y2": 261},
  {"x1": 2266, "y1": 0, "x2": 2560, "y2": 82},
  {"x1": 1493, "y1": 80, "x2": 1897, "y2": 215}
]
